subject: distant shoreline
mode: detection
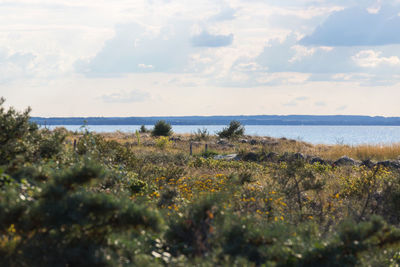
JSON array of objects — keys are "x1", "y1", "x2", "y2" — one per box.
[{"x1": 31, "y1": 115, "x2": 400, "y2": 126}]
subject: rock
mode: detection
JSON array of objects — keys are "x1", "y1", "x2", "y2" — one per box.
[
  {"x1": 240, "y1": 139, "x2": 248, "y2": 143},
  {"x1": 377, "y1": 160, "x2": 400, "y2": 169},
  {"x1": 261, "y1": 152, "x2": 279, "y2": 162},
  {"x1": 292, "y1": 152, "x2": 305, "y2": 161},
  {"x1": 217, "y1": 139, "x2": 229, "y2": 145},
  {"x1": 279, "y1": 152, "x2": 291, "y2": 162},
  {"x1": 214, "y1": 154, "x2": 240, "y2": 161},
  {"x1": 249, "y1": 139, "x2": 258, "y2": 145},
  {"x1": 242, "y1": 152, "x2": 258, "y2": 162},
  {"x1": 310, "y1": 157, "x2": 327, "y2": 165},
  {"x1": 277, "y1": 152, "x2": 306, "y2": 163},
  {"x1": 334, "y1": 156, "x2": 356, "y2": 166},
  {"x1": 360, "y1": 159, "x2": 375, "y2": 168},
  {"x1": 216, "y1": 139, "x2": 234, "y2": 147}
]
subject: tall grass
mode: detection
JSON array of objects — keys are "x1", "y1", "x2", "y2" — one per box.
[{"x1": 86, "y1": 131, "x2": 400, "y2": 161}]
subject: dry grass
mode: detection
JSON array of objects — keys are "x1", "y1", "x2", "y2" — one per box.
[
  {"x1": 69, "y1": 131, "x2": 400, "y2": 161},
  {"x1": 310, "y1": 143, "x2": 400, "y2": 161}
]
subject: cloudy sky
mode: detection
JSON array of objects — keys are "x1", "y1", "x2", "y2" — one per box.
[{"x1": 1, "y1": 0, "x2": 400, "y2": 117}]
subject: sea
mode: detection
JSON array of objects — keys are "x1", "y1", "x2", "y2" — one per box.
[{"x1": 43, "y1": 125, "x2": 400, "y2": 146}]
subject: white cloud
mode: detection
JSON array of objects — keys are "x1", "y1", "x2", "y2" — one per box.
[
  {"x1": 289, "y1": 45, "x2": 316, "y2": 63},
  {"x1": 352, "y1": 50, "x2": 400, "y2": 67},
  {"x1": 138, "y1": 63, "x2": 154, "y2": 69},
  {"x1": 1, "y1": 0, "x2": 400, "y2": 116},
  {"x1": 255, "y1": 72, "x2": 310, "y2": 85},
  {"x1": 0, "y1": 48, "x2": 36, "y2": 83}
]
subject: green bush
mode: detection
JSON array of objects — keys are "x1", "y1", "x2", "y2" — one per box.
[
  {"x1": 0, "y1": 97, "x2": 39, "y2": 165},
  {"x1": 0, "y1": 161, "x2": 160, "y2": 266},
  {"x1": 217, "y1": 121, "x2": 245, "y2": 139},
  {"x1": 155, "y1": 136, "x2": 172, "y2": 150},
  {"x1": 192, "y1": 128, "x2": 210, "y2": 141},
  {"x1": 152, "y1": 120, "x2": 172, "y2": 137},
  {"x1": 0, "y1": 98, "x2": 65, "y2": 166},
  {"x1": 139, "y1": 125, "x2": 149, "y2": 133},
  {"x1": 37, "y1": 129, "x2": 66, "y2": 159},
  {"x1": 166, "y1": 196, "x2": 218, "y2": 256},
  {"x1": 201, "y1": 149, "x2": 218, "y2": 158}
]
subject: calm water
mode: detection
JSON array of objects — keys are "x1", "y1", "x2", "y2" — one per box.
[{"x1": 44, "y1": 125, "x2": 400, "y2": 145}]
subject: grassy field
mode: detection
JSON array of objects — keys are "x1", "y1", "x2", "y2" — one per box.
[
  {"x1": 1, "y1": 103, "x2": 400, "y2": 266},
  {"x1": 96, "y1": 130, "x2": 400, "y2": 161}
]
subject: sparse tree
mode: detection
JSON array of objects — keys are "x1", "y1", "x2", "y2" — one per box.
[
  {"x1": 217, "y1": 120, "x2": 245, "y2": 139},
  {"x1": 139, "y1": 125, "x2": 148, "y2": 133}
]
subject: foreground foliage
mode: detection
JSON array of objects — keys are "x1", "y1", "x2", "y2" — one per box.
[{"x1": 1, "y1": 99, "x2": 400, "y2": 266}]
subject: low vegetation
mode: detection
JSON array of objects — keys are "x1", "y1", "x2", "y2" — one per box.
[{"x1": 1, "y1": 98, "x2": 400, "y2": 266}]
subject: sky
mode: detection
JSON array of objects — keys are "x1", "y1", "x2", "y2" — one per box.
[{"x1": 1, "y1": 0, "x2": 400, "y2": 117}]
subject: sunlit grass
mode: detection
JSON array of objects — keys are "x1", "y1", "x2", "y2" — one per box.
[{"x1": 85, "y1": 131, "x2": 400, "y2": 161}]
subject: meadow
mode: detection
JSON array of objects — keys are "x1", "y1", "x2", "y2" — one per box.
[{"x1": 1, "y1": 99, "x2": 400, "y2": 266}]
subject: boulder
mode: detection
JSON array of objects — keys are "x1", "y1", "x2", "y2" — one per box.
[
  {"x1": 217, "y1": 139, "x2": 229, "y2": 145},
  {"x1": 279, "y1": 152, "x2": 291, "y2": 162},
  {"x1": 310, "y1": 157, "x2": 327, "y2": 165},
  {"x1": 213, "y1": 154, "x2": 240, "y2": 161},
  {"x1": 360, "y1": 159, "x2": 375, "y2": 169},
  {"x1": 334, "y1": 156, "x2": 356, "y2": 166},
  {"x1": 261, "y1": 152, "x2": 279, "y2": 162},
  {"x1": 377, "y1": 160, "x2": 400, "y2": 169},
  {"x1": 242, "y1": 152, "x2": 258, "y2": 162},
  {"x1": 249, "y1": 139, "x2": 258, "y2": 145},
  {"x1": 292, "y1": 152, "x2": 305, "y2": 161}
]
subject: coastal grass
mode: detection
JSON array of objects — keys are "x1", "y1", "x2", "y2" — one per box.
[{"x1": 86, "y1": 131, "x2": 400, "y2": 161}]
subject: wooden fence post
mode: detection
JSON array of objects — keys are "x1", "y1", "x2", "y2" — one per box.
[
  {"x1": 73, "y1": 139, "x2": 77, "y2": 152},
  {"x1": 205, "y1": 143, "x2": 208, "y2": 153},
  {"x1": 190, "y1": 142, "x2": 193, "y2": 156}
]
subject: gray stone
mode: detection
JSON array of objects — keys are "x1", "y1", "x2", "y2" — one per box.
[
  {"x1": 242, "y1": 152, "x2": 258, "y2": 162},
  {"x1": 261, "y1": 152, "x2": 279, "y2": 162},
  {"x1": 293, "y1": 152, "x2": 305, "y2": 161},
  {"x1": 249, "y1": 139, "x2": 258, "y2": 145},
  {"x1": 217, "y1": 139, "x2": 229, "y2": 145},
  {"x1": 279, "y1": 152, "x2": 291, "y2": 162},
  {"x1": 310, "y1": 157, "x2": 327, "y2": 165},
  {"x1": 377, "y1": 160, "x2": 400, "y2": 169},
  {"x1": 214, "y1": 154, "x2": 240, "y2": 161},
  {"x1": 334, "y1": 156, "x2": 356, "y2": 166},
  {"x1": 360, "y1": 159, "x2": 375, "y2": 168}
]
